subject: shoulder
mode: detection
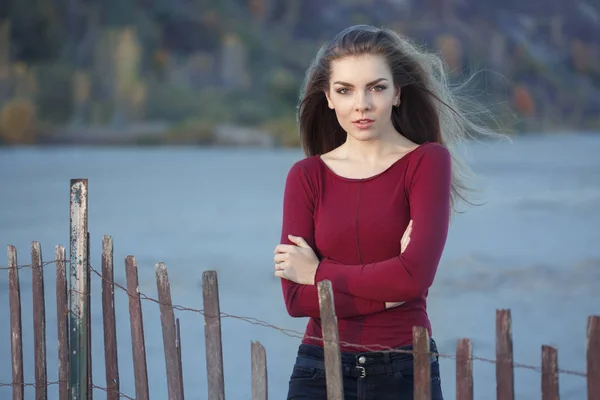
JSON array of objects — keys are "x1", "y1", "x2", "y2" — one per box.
[
  {"x1": 408, "y1": 142, "x2": 451, "y2": 169},
  {"x1": 286, "y1": 155, "x2": 322, "y2": 181},
  {"x1": 405, "y1": 142, "x2": 451, "y2": 185},
  {"x1": 283, "y1": 155, "x2": 323, "y2": 197},
  {"x1": 282, "y1": 156, "x2": 323, "y2": 207}
]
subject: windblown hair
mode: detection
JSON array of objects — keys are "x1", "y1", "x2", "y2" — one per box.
[{"x1": 297, "y1": 24, "x2": 506, "y2": 213}]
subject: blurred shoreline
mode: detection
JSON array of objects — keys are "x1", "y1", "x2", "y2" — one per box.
[{"x1": 2, "y1": 1, "x2": 599, "y2": 147}]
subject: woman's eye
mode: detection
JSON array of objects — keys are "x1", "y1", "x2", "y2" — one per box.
[
  {"x1": 337, "y1": 88, "x2": 349, "y2": 94},
  {"x1": 372, "y1": 85, "x2": 386, "y2": 91}
]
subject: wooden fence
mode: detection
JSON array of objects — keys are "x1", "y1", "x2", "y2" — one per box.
[{"x1": 2, "y1": 178, "x2": 600, "y2": 400}]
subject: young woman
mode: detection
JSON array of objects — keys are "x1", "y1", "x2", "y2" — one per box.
[{"x1": 273, "y1": 24, "x2": 501, "y2": 399}]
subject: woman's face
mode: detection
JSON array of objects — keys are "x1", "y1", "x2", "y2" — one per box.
[{"x1": 325, "y1": 54, "x2": 400, "y2": 142}]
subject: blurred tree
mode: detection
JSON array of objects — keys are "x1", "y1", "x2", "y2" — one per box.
[
  {"x1": 512, "y1": 84, "x2": 535, "y2": 118},
  {"x1": 0, "y1": 98, "x2": 37, "y2": 144},
  {"x1": 10, "y1": 0, "x2": 68, "y2": 62},
  {"x1": 570, "y1": 39, "x2": 589, "y2": 74},
  {"x1": 436, "y1": 34, "x2": 462, "y2": 74},
  {"x1": 113, "y1": 27, "x2": 145, "y2": 125},
  {"x1": 0, "y1": 20, "x2": 9, "y2": 101}
]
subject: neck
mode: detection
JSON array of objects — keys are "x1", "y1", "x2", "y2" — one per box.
[{"x1": 342, "y1": 129, "x2": 409, "y2": 163}]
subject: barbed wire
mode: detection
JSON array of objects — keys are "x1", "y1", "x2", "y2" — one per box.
[
  {"x1": 0, "y1": 259, "x2": 67, "y2": 271},
  {"x1": 0, "y1": 380, "x2": 63, "y2": 388},
  {"x1": 91, "y1": 383, "x2": 136, "y2": 400},
  {"x1": 0, "y1": 259, "x2": 590, "y2": 379}
]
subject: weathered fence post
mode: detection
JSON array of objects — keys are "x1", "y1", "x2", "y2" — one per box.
[
  {"x1": 55, "y1": 245, "x2": 69, "y2": 400},
  {"x1": 176, "y1": 318, "x2": 184, "y2": 400},
  {"x1": 69, "y1": 178, "x2": 89, "y2": 400},
  {"x1": 86, "y1": 232, "x2": 92, "y2": 400},
  {"x1": 7, "y1": 245, "x2": 24, "y2": 400},
  {"x1": 496, "y1": 309, "x2": 515, "y2": 400},
  {"x1": 156, "y1": 262, "x2": 184, "y2": 400},
  {"x1": 317, "y1": 280, "x2": 343, "y2": 400},
  {"x1": 588, "y1": 316, "x2": 600, "y2": 400},
  {"x1": 202, "y1": 270, "x2": 225, "y2": 400},
  {"x1": 541, "y1": 345, "x2": 559, "y2": 400},
  {"x1": 31, "y1": 241, "x2": 47, "y2": 400},
  {"x1": 101, "y1": 236, "x2": 120, "y2": 400},
  {"x1": 251, "y1": 341, "x2": 268, "y2": 400},
  {"x1": 413, "y1": 326, "x2": 431, "y2": 400},
  {"x1": 456, "y1": 338, "x2": 473, "y2": 400},
  {"x1": 125, "y1": 255, "x2": 150, "y2": 400}
]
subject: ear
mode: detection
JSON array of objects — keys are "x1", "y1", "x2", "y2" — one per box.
[
  {"x1": 324, "y1": 90, "x2": 334, "y2": 109},
  {"x1": 394, "y1": 86, "x2": 402, "y2": 105}
]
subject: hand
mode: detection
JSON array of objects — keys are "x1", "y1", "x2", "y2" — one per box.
[
  {"x1": 386, "y1": 220, "x2": 413, "y2": 310},
  {"x1": 401, "y1": 220, "x2": 412, "y2": 254},
  {"x1": 274, "y1": 235, "x2": 320, "y2": 285}
]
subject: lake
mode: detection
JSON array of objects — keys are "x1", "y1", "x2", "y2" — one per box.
[{"x1": 1, "y1": 133, "x2": 599, "y2": 399}]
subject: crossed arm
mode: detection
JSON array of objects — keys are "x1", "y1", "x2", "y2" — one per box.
[
  {"x1": 277, "y1": 144, "x2": 451, "y2": 318},
  {"x1": 277, "y1": 163, "x2": 388, "y2": 319}
]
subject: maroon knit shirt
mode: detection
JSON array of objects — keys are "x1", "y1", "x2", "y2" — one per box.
[{"x1": 279, "y1": 141, "x2": 451, "y2": 353}]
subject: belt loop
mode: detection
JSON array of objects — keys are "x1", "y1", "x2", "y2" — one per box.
[{"x1": 383, "y1": 352, "x2": 392, "y2": 375}]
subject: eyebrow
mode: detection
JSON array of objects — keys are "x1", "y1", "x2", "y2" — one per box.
[{"x1": 333, "y1": 78, "x2": 388, "y2": 87}]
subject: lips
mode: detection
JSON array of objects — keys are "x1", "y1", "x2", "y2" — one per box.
[{"x1": 352, "y1": 118, "x2": 375, "y2": 129}]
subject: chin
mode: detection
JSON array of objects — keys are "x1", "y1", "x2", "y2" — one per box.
[{"x1": 346, "y1": 128, "x2": 381, "y2": 142}]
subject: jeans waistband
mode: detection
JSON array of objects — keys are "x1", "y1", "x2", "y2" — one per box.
[{"x1": 294, "y1": 339, "x2": 439, "y2": 379}]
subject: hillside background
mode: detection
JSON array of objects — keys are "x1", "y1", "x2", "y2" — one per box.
[{"x1": 1, "y1": 0, "x2": 599, "y2": 146}]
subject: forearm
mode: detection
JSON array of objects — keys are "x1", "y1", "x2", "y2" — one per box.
[
  {"x1": 315, "y1": 256, "x2": 433, "y2": 302},
  {"x1": 315, "y1": 144, "x2": 452, "y2": 303},
  {"x1": 281, "y1": 279, "x2": 385, "y2": 319}
]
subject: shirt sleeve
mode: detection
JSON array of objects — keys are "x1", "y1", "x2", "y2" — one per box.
[
  {"x1": 314, "y1": 144, "x2": 452, "y2": 302},
  {"x1": 279, "y1": 161, "x2": 386, "y2": 318}
]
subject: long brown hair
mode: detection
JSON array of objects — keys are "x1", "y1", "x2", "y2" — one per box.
[{"x1": 297, "y1": 24, "x2": 506, "y2": 212}]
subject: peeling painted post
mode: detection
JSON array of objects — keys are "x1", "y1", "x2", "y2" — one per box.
[{"x1": 69, "y1": 179, "x2": 89, "y2": 400}]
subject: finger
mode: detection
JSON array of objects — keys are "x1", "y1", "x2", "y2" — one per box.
[
  {"x1": 274, "y1": 254, "x2": 288, "y2": 264},
  {"x1": 402, "y1": 222, "x2": 412, "y2": 240},
  {"x1": 288, "y1": 235, "x2": 310, "y2": 249},
  {"x1": 274, "y1": 244, "x2": 295, "y2": 254},
  {"x1": 274, "y1": 263, "x2": 285, "y2": 271},
  {"x1": 401, "y1": 228, "x2": 409, "y2": 243}
]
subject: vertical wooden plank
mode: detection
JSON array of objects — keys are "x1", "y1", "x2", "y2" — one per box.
[
  {"x1": 456, "y1": 338, "x2": 473, "y2": 400},
  {"x1": 155, "y1": 262, "x2": 184, "y2": 400},
  {"x1": 125, "y1": 255, "x2": 149, "y2": 400},
  {"x1": 251, "y1": 341, "x2": 268, "y2": 400},
  {"x1": 86, "y1": 232, "x2": 93, "y2": 400},
  {"x1": 496, "y1": 309, "x2": 515, "y2": 400},
  {"x1": 541, "y1": 345, "x2": 559, "y2": 400},
  {"x1": 31, "y1": 241, "x2": 47, "y2": 400},
  {"x1": 69, "y1": 178, "x2": 89, "y2": 400},
  {"x1": 101, "y1": 236, "x2": 120, "y2": 400},
  {"x1": 413, "y1": 326, "x2": 431, "y2": 400},
  {"x1": 7, "y1": 245, "x2": 24, "y2": 400},
  {"x1": 317, "y1": 280, "x2": 343, "y2": 400},
  {"x1": 55, "y1": 245, "x2": 69, "y2": 400},
  {"x1": 588, "y1": 316, "x2": 600, "y2": 400},
  {"x1": 202, "y1": 270, "x2": 225, "y2": 400},
  {"x1": 176, "y1": 318, "x2": 185, "y2": 400}
]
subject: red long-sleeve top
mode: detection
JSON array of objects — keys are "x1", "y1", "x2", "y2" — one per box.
[{"x1": 279, "y1": 141, "x2": 451, "y2": 352}]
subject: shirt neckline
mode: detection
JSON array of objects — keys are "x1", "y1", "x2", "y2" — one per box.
[{"x1": 316, "y1": 143, "x2": 428, "y2": 182}]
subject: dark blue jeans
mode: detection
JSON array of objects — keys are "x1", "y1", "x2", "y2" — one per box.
[{"x1": 287, "y1": 339, "x2": 443, "y2": 399}]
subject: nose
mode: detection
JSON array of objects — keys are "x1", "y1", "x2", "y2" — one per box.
[{"x1": 355, "y1": 91, "x2": 372, "y2": 111}]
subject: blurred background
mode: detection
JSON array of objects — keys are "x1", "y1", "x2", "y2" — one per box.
[
  {"x1": 1, "y1": 1, "x2": 599, "y2": 399},
  {"x1": 1, "y1": 0, "x2": 600, "y2": 144}
]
